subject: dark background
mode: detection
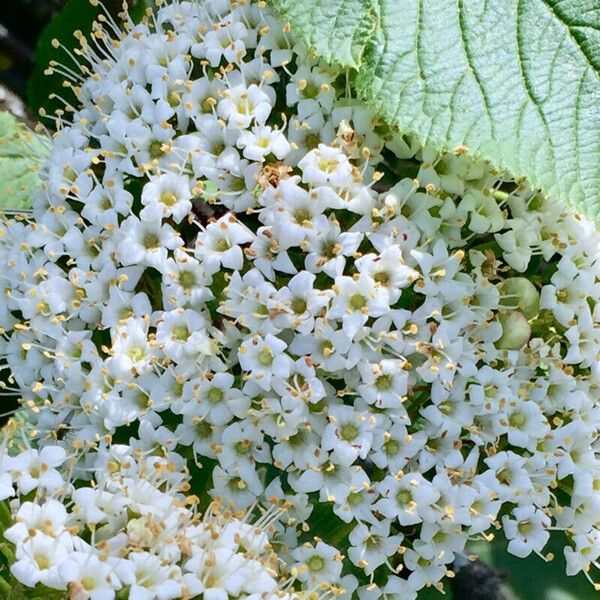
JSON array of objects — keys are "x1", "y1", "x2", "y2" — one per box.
[{"x1": 0, "y1": 0, "x2": 66, "y2": 103}]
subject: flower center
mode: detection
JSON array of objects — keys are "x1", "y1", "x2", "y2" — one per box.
[
  {"x1": 196, "y1": 420, "x2": 212, "y2": 437},
  {"x1": 143, "y1": 233, "x2": 160, "y2": 249},
  {"x1": 178, "y1": 270, "x2": 196, "y2": 289},
  {"x1": 349, "y1": 294, "x2": 366, "y2": 310},
  {"x1": 172, "y1": 325, "x2": 190, "y2": 341},
  {"x1": 383, "y1": 438, "x2": 400, "y2": 455},
  {"x1": 509, "y1": 411, "x2": 526, "y2": 428},
  {"x1": 288, "y1": 430, "x2": 306, "y2": 448},
  {"x1": 34, "y1": 553, "x2": 50, "y2": 570},
  {"x1": 228, "y1": 476, "x2": 247, "y2": 491},
  {"x1": 347, "y1": 491, "x2": 363, "y2": 506},
  {"x1": 305, "y1": 132, "x2": 320, "y2": 150},
  {"x1": 128, "y1": 347, "x2": 146, "y2": 362},
  {"x1": 517, "y1": 519, "x2": 534, "y2": 535},
  {"x1": 149, "y1": 140, "x2": 164, "y2": 158},
  {"x1": 396, "y1": 489, "x2": 413, "y2": 506},
  {"x1": 374, "y1": 271, "x2": 390, "y2": 284},
  {"x1": 307, "y1": 555, "x2": 325, "y2": 572},
  {"x1": 291, "y1": 297, "x2": 307, "y2": 314},
  {"x1": 340, "y1": 423, "x2": 358, "y2": 441},
  {"x1": 302, "y1": 82, "x2": 320, "y2": 99},
  {"x1": 119, "y1": 307, "x2": 133, "y2": 320},
  {"x1": 208, "y1": 387, "x2": 224, "y2": 404},
  {"x1": 160, "y1": 191, "x2": 178, "y2": 207},
  {"x1": 318, "y1": 158, "x2": 339, "y2": 173},
  {"x1": 259, "y1": 348, "x2": 274, "y2": 366},
  {"x1": 81, "y1": 576, "x2": 97, "y2": 591},
  {"x1": 376, "y1": 374, "x2": 392, "y2": 391},
  {"x1": 167, "y1": 91, "x2": 181, "y2": 107},
  {"x1": 215, "y1": 238, "x2": 230, "y2": 252},
  {"x1": 294, "y1": 208, "x2": 311, "y2": 225}
]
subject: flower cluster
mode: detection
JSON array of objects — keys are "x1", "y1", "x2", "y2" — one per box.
[
  {"x1": 0, "y1": 443, "x2": 297, "y2": 600},
  {"x1": 1, "y1": 0, "x2": 600, "y2": 598}
]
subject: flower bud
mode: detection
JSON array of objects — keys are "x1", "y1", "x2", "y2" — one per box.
[
  {"x1": 499, "y1": 277, "x2": 539, "y2": 319},
  {"x1": 495, "y1": 311, "x2": 531, "y2": 350}
]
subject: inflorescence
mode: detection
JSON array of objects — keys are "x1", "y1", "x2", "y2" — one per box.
[{"x1": 1, "y1": 0, "x2": 600, "y2": 598}]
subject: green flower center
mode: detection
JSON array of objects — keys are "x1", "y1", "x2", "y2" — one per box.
[
  {"x1": 149, "y1": 140, "x2": 164, "y2": 159},
  {"x1": 178, "y1": 270, "x2": 196, "y2": 289},
  {"x1": 396, "y1": 489, "x2": 413, "y2": 506},
  {"x1": 34, "y1": 554, "x2": 50, "y2": 570},
  {"x1": 81, "y1": 576, "x2": 96, "y2": 591},
  {"x1": 196, "y1": 420, "x2": 212, "y2": 438},
  {"x1": 143, "y1": 233, "x2": 160, "y2": 249},
  {"x1": 160, "y1": 191, "x2": 178, "y2": 207},
  {"x1": 349, "y1": 294, "x2": 366, "y2": 310},
  {"x1": 294, "y1": 208, "x2": 312, "y2": 225},
  {"x1": 306, "y1": 132, "x2": 320, "y2": 150},
  {"x1": 208, "y1": 387, "x2": 224, "y2": 404},
  {"x1": 167, "y1": 91, "x2": 181, "y2": 107},
  {"x1": 172, "y1": 325, "x2": 190, "y2": 341},
  {"x1": 127, "y1": 347, "x2": 146, "y2": 362},
  {"x1": 374, "y1": 271, "x2": 389, "y2": 284},
  {"x1": 259, "y1": 349, "x2": 274, "y2": 366},
  {"x1": 347, "y1": 491, "x2": 363, "y2": 506},
  {"x1": 291, "y1": 297, "x2": 307, "y2": 314},
  {"x1": 383, "y1": 438, "x2": 400, "y2": 455},
  {"x1": 215, "y1": 238, "x2": 230, "y2": 252},
  {"x1": 288, "y1": 430, "x2": 306, "y2": 448},
  {"x1": 517, "y1": 519, "x2": 534, "y2": 535},
  {"x1": 302, "y1": 81, "x2": 320, "y2": 99},
  {"x1": 340, "y1": 423, "x2": 359, "y2": 441},
  {"x1": 509, "y1": 411, "x2": 526, "y2": 428},
  {"x1": 376, "y1": 374, "x2": 392, "y2": 391},
  {"x1": 234, "y1": 440, "x2": 252, "y2": 454},
  {"x1": 307, "y1": 555, "x2": 325, "y2": 572}
]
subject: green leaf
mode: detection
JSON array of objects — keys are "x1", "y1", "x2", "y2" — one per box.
[
  {"x1": 271, "y1": 0, "x2": 600, "y2": 219},
  {"x1": 0, "y1": 112, "x2": 46, "y2": 210},
  {"x1": 466, "y1": 531, "x2": 598, "y2": 600}
]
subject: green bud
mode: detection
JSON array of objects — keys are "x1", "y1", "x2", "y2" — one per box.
[
  {"x1": 498, "y1": 277, "x2": 539, "y2": 319},
  {"x1": 495, "y1": 311, "x2": 531, "y2": 350}
]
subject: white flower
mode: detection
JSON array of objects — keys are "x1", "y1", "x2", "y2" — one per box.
[
  {"x1": 237, "y1": 125, "x2": 291, "y2": 162},
  {"x1": 238, "y1": 333, "x2": 292, "y2": 390},
  {"x1": 140, "y1": 172, "x2": 192, "y2": 224},
  {"x1": 117, "y1": 216, "x2": 182, "y2": 272},
  {"x1": 322, "y1": 405, "x2": 374, "y2": 466},
  {"x1": 348, "y1": 520, "x2": 403, "y2": 575},
  {"x1": 329, "y1": 274, "x2": 390, "y2": 339},
  {"x1": 107, "y1": 317, "x2": 157, "y2": 378},
  {"x1": 218, "y1": 84, "x2": 273, "y2": 128},
  {"x1": 59, "y1": 552, "x2": 122, "y2": 599},
  {"x1": 195, "y1": 214, "x2": 254, "y2": 274},
  {"x1": 298, "y1": 144, "x2": 353, "y2": 187},
  {"x1": 502, "y1": 506, "x2": 550, "y2": 558},
  {"x1": 121, "y1": 552, "x2": 181, "y2": 600},
  {"x1": 155, "y1": 308, "x2": 212, "y2": 363},
  {"x1": 292, "y1": 541, "x2": 343, "y2": 585},
  {"x1": 7, "y1": 446, "x2": 67, "y2": 494},
  {"x1": 11, "y1": 531, "x2": 73, "y2": 590},
  {"x1": 376, "y1": 473, "x2": 440, "y2": 526},
  {"x1": 357, "y1": 359, "x2": 409, "y2": 409},
  {"x1": 5, "y1": 499, "x2": 68, "y2": 544}
]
